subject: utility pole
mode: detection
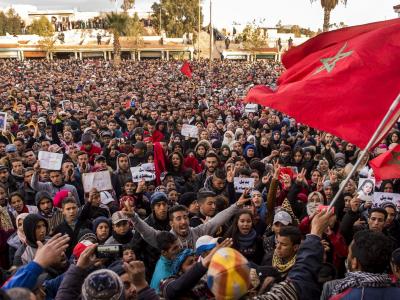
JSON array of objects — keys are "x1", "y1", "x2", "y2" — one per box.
[
  {"x1": 209, "y1": 0, "x2": 213, "y2": 69},
  {"x1": 198, "y1": 0, "x2": 201, "y2": 60},
  {"x1": 159, "y1": 4, "x2": 162, "y2": 35}
]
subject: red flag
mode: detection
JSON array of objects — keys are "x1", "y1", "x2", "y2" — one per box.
[
  {"x1": 245, "y1": 19, "x2": 400, "y2": 149},
  {"x1": 370, "y1": 144, "x2": 400, "y2": 180},
  {"x1": 180, "y1": 61, "x2": 192, "y2": 78}
]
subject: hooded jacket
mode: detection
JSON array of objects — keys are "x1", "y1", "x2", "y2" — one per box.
[
  {"x1": 35, "y1": 191, "x2": 64, "y2": 234},
  {"x1": 114, "y1": 153, "x2": 132, "y2": 185},
  {"x1": 20, "y1": 214, "x2": 49, "y2": 265}
]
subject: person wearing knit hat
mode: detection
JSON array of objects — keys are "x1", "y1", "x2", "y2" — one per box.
[
  {"x1": 171, "y1": 248, "x2": 196, "y2": 275},
  {"x1": 93, "y1": 216, "x2": 111, "y2": 244},
  {"x1": 207, "y1": 247, "x2": 250, "y2": 300},
  {"x1": 131, "y1": 190, "x2": 170, "y2": 284},
  {"x1": 53, "y1": 190, "x2": 70, "y2": 209},
  {"x1": 334, "y1": 152, "x2": 346, "y2": 169},
  {"x1": 150, "y1": 191, "x2": 168, "y2": 207},
  {"x1": 81, "y1": 269, "x2": 124, "y2": 300}
]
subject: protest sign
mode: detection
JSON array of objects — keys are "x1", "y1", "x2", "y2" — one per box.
[
  {"x1": 234, "y1": 177, "x2": 255, "y2": 193},
  {"x1": 373, "y1": 192, "x2": 400, "y2": 209},
  {"x1": 245, "y1": 103, "x2": 258, "y2": 113},
  {"x1": 0, "y1": 112, "x2": 7, "y2": 131},
  {"x1": 82, "y1": 171, "x2": 113, "y2": 192},
  {"x1": 181, "y1": 124, "x2": 198, "y2": 138},
  {"x1": 131, "y1": 167, "x2": 156, "y2": 182},
  {"x1": 357, "y1": 178, "x2": 375, "y2": 202},
  {"x1": 140, "y1": 163, "x2": 155, "y2": 172},
  {"x1": 38, "y1": 151, "x2": 63, "y2": 170}
]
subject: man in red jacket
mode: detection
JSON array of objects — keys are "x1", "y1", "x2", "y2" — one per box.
[{"x1": 80, "y1": 133, "x2": 101, "y2": 165}]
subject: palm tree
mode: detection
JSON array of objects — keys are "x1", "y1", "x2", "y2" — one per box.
[
  {"x1": 106, "y1": 12, "x2": 129, "y2": 64},
  {"x1": 311, "y1": 0, "x2": 347, "y2": 32}
]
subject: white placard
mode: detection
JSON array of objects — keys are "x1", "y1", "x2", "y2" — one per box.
[
  {"x1": 130, "y1": 167, "x2": 156, "y2": 182},
  {"x1": 140, "y1": 163, "x2": 155, "y2": 172},
  {"x1": 357, "y1": 178, "x2": 375, "y2": 202},
  {"x1": 373, "y1": 192, "x2": 400, "y2": 209},
  {"x1": 181, "y1": 124, "x2": 198, "y2": 138},
  {"x1": 0, "y1": 112, "x2": 7, "y2": 131},
  {"x1": 38, "y1": 151, "x2": 63, "y2": 170},
  {"x1": 245, "y1": 103, "x2": 258, "y2": 113},
  {"x1": 82, "y1": 171, "x2": 113, "y2": 192},
  {"x1": 234, "y1": 177, "x2": 255, "y2": 193}
]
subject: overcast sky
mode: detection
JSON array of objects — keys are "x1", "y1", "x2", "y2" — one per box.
[{"x1": 2, "y1": 0, "x2": 399, "y2": 31}]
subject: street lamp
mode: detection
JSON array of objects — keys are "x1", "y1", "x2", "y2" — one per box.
[{"x1": 209, "y1": 0, "x2": 213, "y2": 68}]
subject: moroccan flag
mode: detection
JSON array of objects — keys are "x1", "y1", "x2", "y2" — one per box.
[
  {"x1": 370, "y1": 144, "x2": 400, "y2": 180},
  {"x1": 245, "y1": 19, "x2": 400, "y2": 149},
  {"x1": 180, "y1": 61, "x2": 193, "y2": 78}
]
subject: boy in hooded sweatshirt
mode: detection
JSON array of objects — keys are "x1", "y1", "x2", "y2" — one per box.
[
  {"x1": 17, "y1": 214, "x2": 49, "y2": 266},
  {"x1": 35, "y1": 191, "x2": 63, "y2": 235}
]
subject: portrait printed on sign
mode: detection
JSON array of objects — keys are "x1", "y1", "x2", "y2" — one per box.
[
  {"x1": 357, "y1": 178, "x2": 375, "y2": 202},
  {"x1": 0, "y1": 112, "x2": 7, "y2": 132}
]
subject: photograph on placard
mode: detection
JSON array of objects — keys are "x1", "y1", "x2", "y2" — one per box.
[
  {"x1": 357, "y1": 178, "x2": 375, "y2": 202},
  {"x1": 0, "y1": 112, "x2": 7, "y2": 132}
]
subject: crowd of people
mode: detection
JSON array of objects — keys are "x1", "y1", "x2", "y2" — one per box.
[{"x1": 0, "y1": 57, "x2": 399, "y2": 300}]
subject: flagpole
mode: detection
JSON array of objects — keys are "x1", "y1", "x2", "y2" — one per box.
[{"x1": 328, "y1": 93, "x2": 400, "y2": 210}]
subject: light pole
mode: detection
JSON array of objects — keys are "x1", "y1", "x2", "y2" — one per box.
[
  {"x1": 198, "y1": 0, "x2": 201, "y2": 60},
  {"x1": 159, "y1": 3, "x2": 162, "y2": 34},
  {"x1": 209, "y1": 0, "x2": 213, "y2": 68}
]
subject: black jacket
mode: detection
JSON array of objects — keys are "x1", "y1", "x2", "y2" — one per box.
[
  {"x1": 131, "y1": 213, "x2": 170, "y2": 281},
  {"x1": 53, "y1": 218, "x2": 91, "y2": 258}
]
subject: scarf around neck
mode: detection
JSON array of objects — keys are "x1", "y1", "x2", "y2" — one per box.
[
  {"x1": 272, "y1": 252, "x2": 296, "y2": 274},
  {"x1": 332, "y1": 271, "x2": 393, "y2": 295},
  {"x1": 112, "y1": 229, "x2": 133, "y2": 244},
  {"x1": 237, "y1": 229, "x2": 257, "y2": 248}
]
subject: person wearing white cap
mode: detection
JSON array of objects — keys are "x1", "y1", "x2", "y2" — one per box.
[{"x1": 262, "y1": 210, "x2": 293, "y2": 266}]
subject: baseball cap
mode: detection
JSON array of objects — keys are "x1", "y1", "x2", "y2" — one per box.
[
  {"x1": 100, "y1": 191, "x2": 115, "y2": 205},
  {"x1": 73, "y1": 240, "x2": 94, "y2": 259},
  {"x1": 195, "y1": 235, "x2": 218, "y2": 256},
  {"x1": 273, "y1": 210, "x2": 292, "y2": 225},
  {"x1": 5, "y1": 144, "x2": 17, "y2": 153},
  {"x1": 94, "y1": 155, "x2": 106, "y2": 162},
  {"x1": 111, "y1": 211, "x2": 130, "y2": 225}
]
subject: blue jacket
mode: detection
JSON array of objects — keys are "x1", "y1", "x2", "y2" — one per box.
[
  {"x1": 2, "y1": 261, "x2": 43, "y2": 290},
  {"x1": 150, "y1": 255, "x2": 173, "y2": 293},
  {"x1": 288, "y1": 234, "x2": 324, "y2": 300},
  {"x1": 324, "y1": 284, "x2": 400, "y2": 300}
]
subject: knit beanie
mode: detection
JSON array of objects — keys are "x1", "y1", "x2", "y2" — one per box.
[
  {"x1": 150, "y1": 192, "x2": 168, "y2": 207},
  {"x1": 171, "y1": 248, "x2": 195, "y2": 275},
  {"x1": 81, "y1": 269, "x2": 124, "y2": 300},
  {"x1": 207, "y1": 247, "x2": 250, "y2": 300},
  {"x1": 53, "y1": 190, "x2": 70, "y2": 208},
  {"x1": 93, "y1": 216, "x2": 111, "y2": 233}
]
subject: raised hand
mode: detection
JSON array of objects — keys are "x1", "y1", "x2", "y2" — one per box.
[
  {"x1": 295, "y1": 168, "x2": 307, "y2": 185},
  {"x1": 237, "y1": 188, "x2": 251, "y2": 207},
  {"x1": 123, "y1": 260, "x2": 148, "y2": 292},
  {"x1": 202, "y1": 238, "x2": 233, "y2": 268},
  {"x1": 226, "y1": 166, "x2": 236, "y2": 183},
  {"x1": 34, "y1": 233, "x2": 70, "y2": 268},
  {"x1": 77, "y1": 244, "x2": 98, "y2": 269},
  {"x1": 280, "y1": 173, "x2": 291, "y2": 190},
  {"x1": 310, "y1": 209, "x2": 334, "y2": 238}
]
